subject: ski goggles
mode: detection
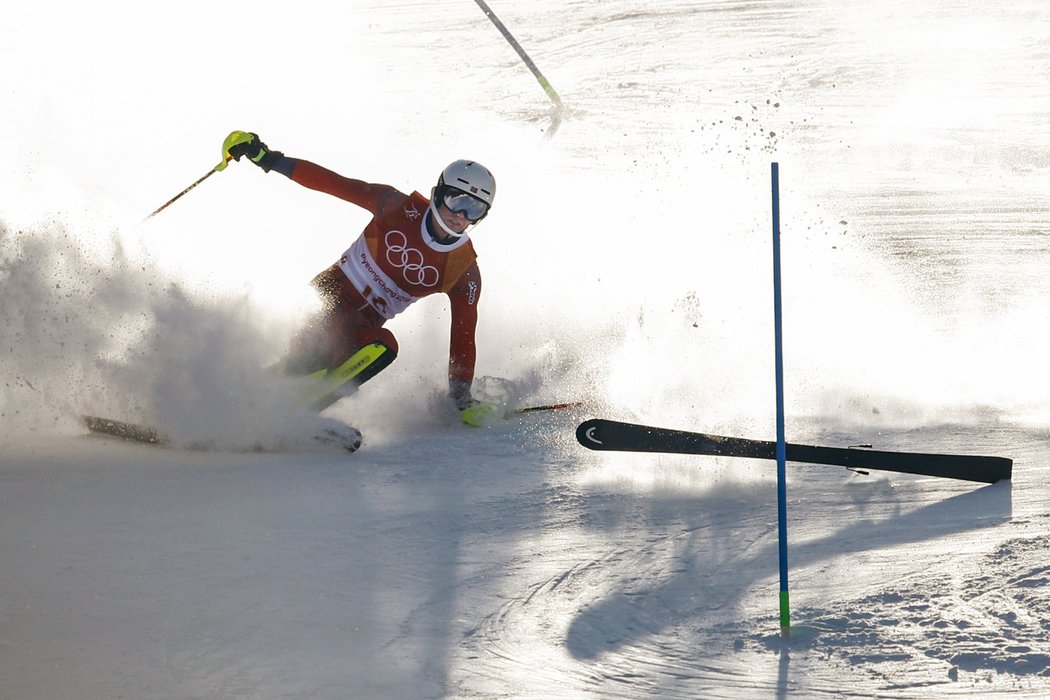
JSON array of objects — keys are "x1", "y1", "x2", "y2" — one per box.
[{"x1": 443, "y1": 190, "x2": 489, "y2": 221}]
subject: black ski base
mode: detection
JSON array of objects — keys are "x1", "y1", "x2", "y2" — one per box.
[{"x1": 576, "y1": 418, "x2": 1012, "y2": 484}]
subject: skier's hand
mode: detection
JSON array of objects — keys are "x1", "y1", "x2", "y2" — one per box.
[
  {"x1": 220, "y1": 130, "x2": 281, "y2": 172},
  {"x1": 450, "y1": 379, "x2": 474, "y2": 411},
  {"x1": 450, "y1": 379, "x2": 500, "y2": 427}
]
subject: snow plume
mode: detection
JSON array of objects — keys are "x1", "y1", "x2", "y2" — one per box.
[
  {"x1": 0, "y1": 221, "x2": 133, "y2": 431},
  {"x1": 0, "y1": 220, "x2": 338, "y2": 451}
]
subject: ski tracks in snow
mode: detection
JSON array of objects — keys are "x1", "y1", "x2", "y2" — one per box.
[
  {"x1": 744, "y1": 534, "x2": 1050, "y2": 695},
  {"x1": 454, "y1": 485, "x2": 782, "y2": 699}
]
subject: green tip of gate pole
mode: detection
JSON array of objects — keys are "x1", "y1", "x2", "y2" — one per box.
[
  {"x1": 474, "y1": 0, "x2": 563, "y2": 137},
  {"x1": 779, "y1": 590, "x2": 791, "y2": 634}
]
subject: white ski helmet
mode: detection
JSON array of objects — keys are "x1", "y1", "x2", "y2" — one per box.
[{"x1": 429, "y1": 159, "x2": 496, "y2": 238}]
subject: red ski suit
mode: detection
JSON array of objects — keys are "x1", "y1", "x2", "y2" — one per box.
[{"x1": 282, "y1": 159, "x2": 481, "y2": 388}]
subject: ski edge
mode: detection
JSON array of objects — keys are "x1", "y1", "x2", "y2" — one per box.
[
  {"x1": 82, "y1": 415, "x2": 362, "y2": 454},
  {"x1": 83, "y1": 415, "x2": 169, "y2": 445}
]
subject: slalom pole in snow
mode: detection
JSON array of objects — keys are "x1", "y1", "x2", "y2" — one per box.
[
  {"x1": 771, "y1": 162, "x2": 791, "y2": 635},
  {"x1": 472, "y1": 0, "x2": 565, "y2": 137},
  {"x1": 144, "y1": 156, "x2": 232, "y2": 220}
]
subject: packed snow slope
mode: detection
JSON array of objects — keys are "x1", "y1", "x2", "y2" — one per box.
[{"x1": 2, "y1": 1, "x2": 1049, "y2": 698}]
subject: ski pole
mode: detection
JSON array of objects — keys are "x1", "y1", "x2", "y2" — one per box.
[
  {"x1": 516, "y1": 401, "x2": 583, "y2": 414},
  {"x1": 145, "y1": 156, "x2": 231, "y2": 220}
]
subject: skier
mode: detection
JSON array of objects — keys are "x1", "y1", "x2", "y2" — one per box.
[{"x1": 222, "y1": 131, "x2": 498, "y2": 426}]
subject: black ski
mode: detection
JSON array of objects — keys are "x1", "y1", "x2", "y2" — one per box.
[{"x1": 576, "y1": 418, "x2": 1012, "y2": 484}]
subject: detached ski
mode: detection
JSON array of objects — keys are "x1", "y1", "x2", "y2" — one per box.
[{"x1": 576, "y1": 418, "x2": 1012, "y2": 484}]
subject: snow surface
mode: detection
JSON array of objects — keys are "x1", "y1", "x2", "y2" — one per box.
[{"x1": 2, "y1": 1, "x2": 1049, "y2": 697}]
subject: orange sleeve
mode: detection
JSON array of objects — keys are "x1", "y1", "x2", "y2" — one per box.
[
  {"x1": 446, "y1": 261, "x2": 482, "y2": 384},
  {"x1": 287, "y1": 159, "x2": 400, "y2": 215}
]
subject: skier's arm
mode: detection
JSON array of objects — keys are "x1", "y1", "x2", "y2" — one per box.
[
  {"x1": 281, "y1": 159, "x2": 397, "y2": 214},
  {"x1": 224, "y1": 131, "x2": 396, "y2": 214},
  {"x1": 446, "y1": 262, "x2": 481, "y2": 409}
]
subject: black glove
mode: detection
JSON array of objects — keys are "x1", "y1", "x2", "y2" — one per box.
[
  {"x1": 222, "y1": 131, "x2": 282, "y2": 172},
  {"x1": 449, "y1": 379, "x2": 500, "y2": 426}
]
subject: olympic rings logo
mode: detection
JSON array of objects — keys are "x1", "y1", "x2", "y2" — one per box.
[{"x1": 384, "y1": 230, "x2": 439, "y2": 287}]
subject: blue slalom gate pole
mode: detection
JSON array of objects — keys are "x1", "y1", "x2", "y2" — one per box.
[{"x1": 771, "y1": 162, "x2": 790, "y2": 634}]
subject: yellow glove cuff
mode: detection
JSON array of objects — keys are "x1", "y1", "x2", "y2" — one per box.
[
  {"x1": 217, "y1": 130, "x2": 254, "y2": 171},
  {"x1": 461, "y1": 403, "x2": 501, "y2": 427}
]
